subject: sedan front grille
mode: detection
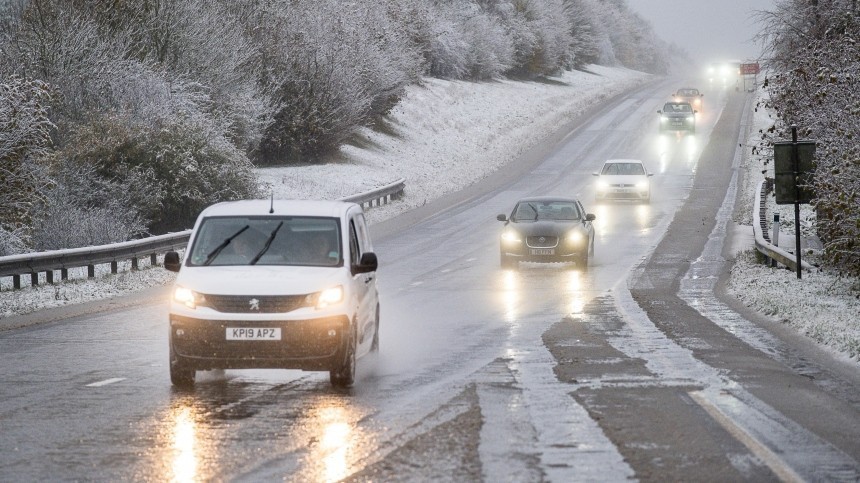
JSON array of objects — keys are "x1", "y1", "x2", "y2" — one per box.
[
  {"x1": 203, "y1": 294, "x2": 311, "y2": 314},
  {"x1": 526, "y1": 236, "x2": 558, "y2": 248}
]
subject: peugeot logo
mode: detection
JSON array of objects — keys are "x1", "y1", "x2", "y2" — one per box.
[{"x1": 249, "y1": 298, "x2": 260, "y2": 311}]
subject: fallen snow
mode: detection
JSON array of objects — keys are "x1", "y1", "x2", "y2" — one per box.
[{"x1": 1, "y1": 66, "x2": 857, "y2": 362}]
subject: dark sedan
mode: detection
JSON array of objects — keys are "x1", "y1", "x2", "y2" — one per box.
[
  {"x1": 658, "y1": 101, "x2": 696, "y2": 134},
  {"x1": 497, "y1": 197, "x2": 595, "y2": 269}
]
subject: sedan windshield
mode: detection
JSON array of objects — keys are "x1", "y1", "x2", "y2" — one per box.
[
  {"x1": 512, "y1": 201, "x2": 581, "y2": 221},
  {"x1": 188, "y1": 216, "x2": 342, "y2": 267},
  {"x1": 663, "y1": 103, "x2": 692, "y2": 113}
]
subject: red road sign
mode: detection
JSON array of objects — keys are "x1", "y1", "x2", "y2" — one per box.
[{"x1": 740, "y1": 62, "x2": 760, "y2": 75}]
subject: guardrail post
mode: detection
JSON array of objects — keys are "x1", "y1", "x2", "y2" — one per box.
[
  {"x1": 110, "y1": 261, "x2": 118, "y2": 274},
  {"x1": 771, "y1": 213, "x2": 780, "y2": 267},
  {"x1": 88, "y1": 265, "x2": 95, "y2": 278},
  {"x1": 46, "y1": 270, "x2": 54, "y2": 284},
  {"x1": 30, "y1": 273, "x2": 38, "y2": 286},
  {"x1": 131, "y1": 257, "x2": 139, "y2": 271},
  {"x1": 151, "y1": 253, "x2": 157, "y2": 266},
  {"x1": 13, "y1": 274, "x2": 20, "y2": 290},
  {"x1": 61, "y1": 268, "x2": 68, "y2": 281}
]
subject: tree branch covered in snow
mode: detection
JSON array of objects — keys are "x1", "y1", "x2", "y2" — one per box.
[{"x1": 758, "y1": 0, "x2": 860, "y2": 275}]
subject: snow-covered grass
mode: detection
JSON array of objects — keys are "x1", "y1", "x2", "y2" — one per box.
[{"x1": 1, "y1": 66, "x2": 857, "y2": 365}]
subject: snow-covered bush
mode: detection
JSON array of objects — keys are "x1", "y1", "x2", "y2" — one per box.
[
  {"x1": 0, "y1": 76, "x2": 55, "y2": 254},
  {"x1": 257, "y1": 0, "x2": 421, "y2": 163},
  {"x1": 759, "y1": 0, "x2": 860, "y2": 275},
  {"x1": 58, "y1": 114, "x2": 260, "y2": 234},
  {"x1": 29, "y1": 164, "x2": 148, "y2": 251}
]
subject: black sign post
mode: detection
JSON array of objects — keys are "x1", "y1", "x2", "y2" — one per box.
[{"x1": 773, "y1": 126, "x2": 816, "y2": 279}]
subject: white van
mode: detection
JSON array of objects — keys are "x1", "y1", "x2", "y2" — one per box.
[{"x1": 163, "y1": 199, "x2": 379, "y2": 388}]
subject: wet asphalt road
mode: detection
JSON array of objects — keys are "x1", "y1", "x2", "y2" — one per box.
[{"x1": 1, "y1": 81, "x2": 858, "y2": 482}]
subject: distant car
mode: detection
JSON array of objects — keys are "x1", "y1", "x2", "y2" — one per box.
[
  {"x1": 592, "y1": 159, "x2": 654, "y2": 203},
  {"x1": 658, "y1": 101, "x2": 696, "y2": 134},
  {"x1": 163, "y1": 199, "x2": 380, "y2": 388},
  {"x1": 673, "y1": 87, "x2": 704, "y2": 112},
  {"x1": 496, "y1": 196, "x2": 595, "y2": 269}
]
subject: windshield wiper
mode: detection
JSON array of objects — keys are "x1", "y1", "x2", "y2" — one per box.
[
  {"x1": 529, "y1": 203, "x2": 539, "y2": 221},
  {"x1": 249, "y1": 221, "x2": 283, "y2": 265},
  {"x1": 203, "y1": 225, "x2": 249, "y2": 266}
]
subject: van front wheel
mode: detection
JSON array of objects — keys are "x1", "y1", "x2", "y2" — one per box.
[
  {"x1": 330, "y1": 323, "x2": 357, "y2": 387},
  {"x1": 170, "y1": 343, "x2": 195, "y2": 388}
]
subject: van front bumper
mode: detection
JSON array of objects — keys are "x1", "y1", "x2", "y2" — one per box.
[{"x1": 169, "y1": 314, "x2": 349, "y2": 371}]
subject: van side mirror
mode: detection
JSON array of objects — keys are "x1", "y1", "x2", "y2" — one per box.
[
  {"x1": 585, "y1": 213, "x2": 596, "y2": 222},
  {"x1": 353, "y1": 252, "x2": 378, "y2": 274},
  {"x1": 164, "y1": 251, "x2": 182, "y2": 272}
]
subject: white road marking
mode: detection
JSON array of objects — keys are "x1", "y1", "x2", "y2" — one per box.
[
  {"x1": 85, "y1": 378, "x2": 126, "y2": 387},
  {"x1": 689, "y1": 391, "x2": 803, "y2": 483}
]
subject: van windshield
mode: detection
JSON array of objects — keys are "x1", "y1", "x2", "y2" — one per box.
[{"x1": 188, "y1": 216, "x2": 342, "y2": 267}]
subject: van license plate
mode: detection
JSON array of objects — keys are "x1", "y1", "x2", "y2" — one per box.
[
  {"x1": 530, "y1": 248, "x2": 554, "y2": 256},
  {"x1": 226, "y1": 328, "x2": 282, "y2": 340}
]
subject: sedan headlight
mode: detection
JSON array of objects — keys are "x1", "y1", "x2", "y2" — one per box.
[
  {"x1": 660, "y1": 116, "x2": 668, "y2": 123},
  {"x1": 686, "y1": 115, "x2": 695, "y2": 122},
  {"x1": 636, "y1": 180, "x2": 649, "y2": 190},
  {"x1": 306, "y1": 285, "x2": 344, "y2": 309},
  {"x1": 501, "y1": 230, "x2": 522, "y2": 243},
  {"x1": 566, "y1": 230, "x2": 584, "y2": 245},
  {"x1": 596, "y1": 180, "x2": 608, "y2": 191},
  {"x1": 174, "y1": 286, "x2": 206, "y2": 309}
]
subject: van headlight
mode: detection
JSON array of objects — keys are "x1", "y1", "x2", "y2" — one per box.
[
  {"x1": 174, "y1": 286, "x2": 206, "y2": 309},
  {"x1": 306, "y1": 285, "x2": 344, "y2": 309}
]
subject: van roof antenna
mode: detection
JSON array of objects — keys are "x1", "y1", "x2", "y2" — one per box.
[{"x1": 269, "y1": 192, "x2": 275, "y2": 214}]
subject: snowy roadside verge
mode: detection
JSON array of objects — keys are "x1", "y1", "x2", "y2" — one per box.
[{"x1": 727, "y1": 88, "x2": 860, "y2": 361}]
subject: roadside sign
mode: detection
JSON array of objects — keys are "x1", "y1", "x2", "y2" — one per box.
[
  {"x1": 774, "y1": 141, "x2": 816, "y2": 204},
  {"x1": 740, "y1": 63, "x2": 760, "y2": 75}
]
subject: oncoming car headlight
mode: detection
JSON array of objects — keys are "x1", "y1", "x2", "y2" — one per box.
[
  {"x1": 174, "y1": 286, "x2": 206, "y2": 309},
  {"x1": 596, "y1": 180, "x2": 609, "y2": 191},
  {"x1": 686, "y1": 115, "x2": 695, "y2": 122},
  {"x1": 660, "y1": 116, "x2": 668, "y2": 123},
  {"x1": 636, "y1": 180, "x2": 649, "y2": 190},
  {"x1": 566, "y1": 230, "x2": 584, "y2": 245},
  {"x1": 306, "y1": 285, "x2": 344, "y2": 310},
  {"x1": 501, "y1": 230, "x2": 522, "y2": 243}
]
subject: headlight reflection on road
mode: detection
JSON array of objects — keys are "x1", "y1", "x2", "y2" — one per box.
[
  {"x1": 319, "y1": 406, "x2": 351, "y2": 483},
  {"x1": 566, "y1": 270, "x2": 585, "y2": 315},
  {"x1": 656, "y1": 134, "x2": 669, "y2": 173},
  {"x1": 502, "y1": 270, "x2": 520, "y2": 323},
  {"x1": 685, "y1": 135, "x2": 699, "y2": 168},
  {"x1": 170, "y1": 406, "x2": 199, "y2": 483},
  {"x1": 636, "y1": 205, "x2": 652, "y2": 233}
]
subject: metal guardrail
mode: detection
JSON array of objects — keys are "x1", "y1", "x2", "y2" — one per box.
[
  {"x1": 0, "y1": 178, "x2": 405, "y2": 290},
  {"x1": 753, "y1": 179, "x2": 814, "y2": 272}
]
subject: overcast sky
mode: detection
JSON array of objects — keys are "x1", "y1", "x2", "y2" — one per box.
[{"x1": 627, "y1": 0, "x2": 778, "y2": 64}]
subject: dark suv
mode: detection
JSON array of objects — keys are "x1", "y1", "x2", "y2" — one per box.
[{"x1": 657, "y1": 101, "x2": 696, "y2": 134}]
